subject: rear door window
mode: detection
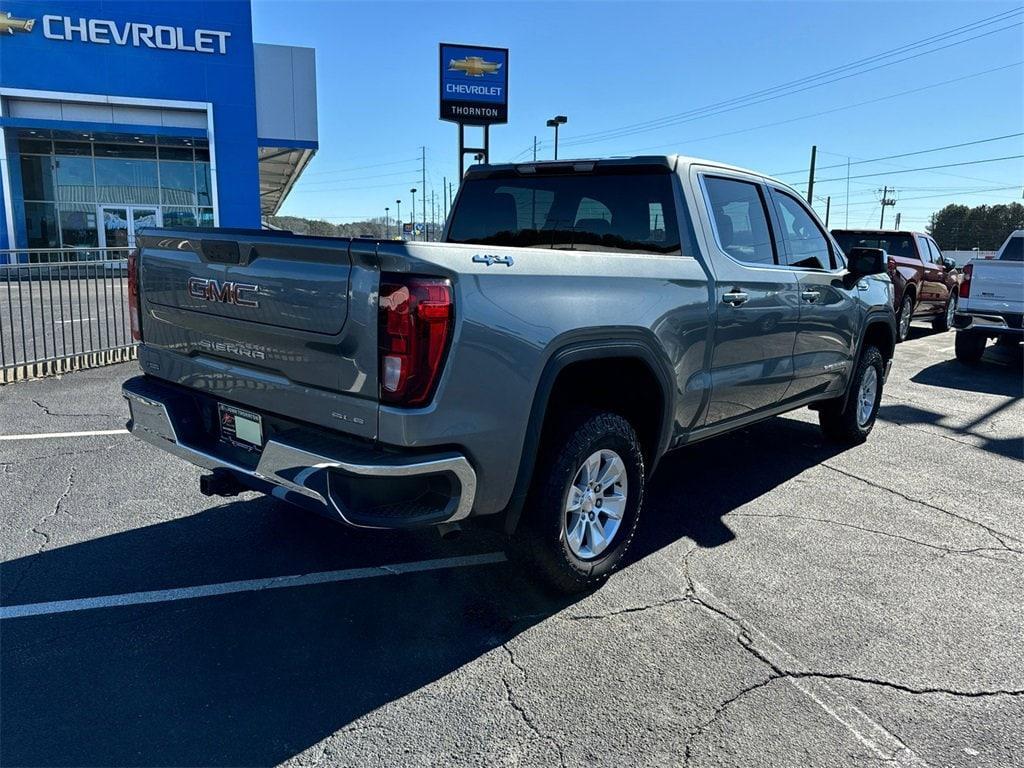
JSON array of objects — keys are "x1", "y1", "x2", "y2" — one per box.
[
  {"x1": 702, "y1": 176, "x2": 776, "y2": 266},
  {"x1": 769, "y1": 189, "x2": 833, "y2": 270}
]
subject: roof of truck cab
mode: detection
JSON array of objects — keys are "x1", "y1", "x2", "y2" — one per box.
[
  {"x1": 831, "y1": 229, "x2": 929, "y2": 238},
  {"x1": 464, "y1": 154, "x2": 797, "y2": 186}
]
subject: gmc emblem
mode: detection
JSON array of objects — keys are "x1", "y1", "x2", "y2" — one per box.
[{"x1": 187, "y1": 277, "x2": 260, "y2": 308}]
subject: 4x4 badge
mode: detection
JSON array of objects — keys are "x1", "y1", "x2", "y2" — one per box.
[{"x1": 472, "y1": 254, "x2": 514, "y2": 267}]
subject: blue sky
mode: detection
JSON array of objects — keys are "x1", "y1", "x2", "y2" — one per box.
[{"x1": 252, "y1": 1, "x2": 1024, "y2": 230}]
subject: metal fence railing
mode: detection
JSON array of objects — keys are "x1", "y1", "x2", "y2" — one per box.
[{"x1": 1, "y1": 248, "x2": 138, "y2": 384}]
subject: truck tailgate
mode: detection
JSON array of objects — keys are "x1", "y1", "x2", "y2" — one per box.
[
  {"x1": 964, "y1": 259, "x2": 1024, "y2": 315},
  {"x1": 136, "y1": 230, "x2": 381, "y2": 439}
]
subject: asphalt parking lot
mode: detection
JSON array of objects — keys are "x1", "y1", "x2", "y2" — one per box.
[{"x1": 1, "y1": 326, "x2": 1021, "y2": 768}]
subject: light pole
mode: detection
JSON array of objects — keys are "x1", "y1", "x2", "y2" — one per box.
[
  {"x1": 410, "y1": 188, "x2": 417, "y2": 240},
  {"x1": 385, "y1": 206, "x2": 390, "y2": 239},
  {"x1": 395, "y1": 200, "x2": 402, "y2": 238},
  {"x1": 546, "y1": 115, "x2": 567, "y2": 160}
]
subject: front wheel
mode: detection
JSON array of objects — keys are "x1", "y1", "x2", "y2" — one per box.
[
  {"x1": 932, "y1": 292, "x2": 957, "y2": 332},
  {"x1": 955, "y1": 330, "x2": 987, "y2": 364},
  {"x1": 818, "y1": 346, "x2": 885, "y2": 444},
  {"x1": 512, "y1": 411, "x2": 645, "y2": 594}
]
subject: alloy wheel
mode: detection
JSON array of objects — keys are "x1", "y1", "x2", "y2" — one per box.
[
  {"x1": 563, "y1": 449, "x2": 628, "y2": 560},
  {"x1": 857, "y1": 367, "x2": 879, "y2": 427}
]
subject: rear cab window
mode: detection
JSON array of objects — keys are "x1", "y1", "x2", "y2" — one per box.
[
  {"x1": 447, "y1": 166, "x2": 691, "y2": 255},
  {"x1": 833, "y1": 231, "x2": 917, "y2": 261},
  {"x1": 999, "y1": 235, "x2": 1023, "y2": 261}
]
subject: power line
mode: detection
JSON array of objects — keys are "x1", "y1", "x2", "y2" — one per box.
[
  {"x1": 303, "y1": 157, "x2": 421, "y2": 177},
  {"x1": 297, "y1": 167, "x2": 422, "y2": 186},
  {"x1": 815, "y1": 155, "x2": 1024, "y2": 183},
  {"x1": 770, "y1": 133, "x2": 1024, "y2": 177},
  {"x1": 840, "y1": 186, "x2": 1022, "y2": 208},
  {"x1": 558, "y1": 11, "x2": 1023, "y2": 148},
  {"x1": 617, "y1": 61, "x2": 1022, "y2": 157}
]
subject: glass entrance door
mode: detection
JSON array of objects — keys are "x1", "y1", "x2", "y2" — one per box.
[{"x1": 98, "y1": 206, "x2": 161, "y2": 250}]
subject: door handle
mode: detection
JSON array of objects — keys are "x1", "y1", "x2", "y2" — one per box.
[
  {"x1": 722, "y1": 290, "x2": 749, "y2": 306},
  {"x1": 800, "y1": 290, "x2": 821, "y2": 303}
]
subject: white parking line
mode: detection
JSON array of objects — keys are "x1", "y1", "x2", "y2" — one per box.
[
  {"x1": 0, "y1": 552, "x2": 508, "y2": 620},
  {"x1": 0, "y1": 429, "x2": 129, "y2": 442}
]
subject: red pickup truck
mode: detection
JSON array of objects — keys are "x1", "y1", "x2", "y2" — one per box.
[{"x1": 832, "y1": 229, "x2": 962, "y2": 342}]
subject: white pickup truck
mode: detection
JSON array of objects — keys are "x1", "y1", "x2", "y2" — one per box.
[{"x1": 954, "y1": 229, "x2": 1024, "y2": 363}]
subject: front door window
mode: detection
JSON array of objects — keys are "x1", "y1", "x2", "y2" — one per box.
[{"x1": 99, "y1": 206, "x2": 161, "y2": 250}]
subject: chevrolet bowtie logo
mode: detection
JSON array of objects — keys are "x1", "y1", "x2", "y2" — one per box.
[
  {"x1": 448, "y1": 56, "x2": 501, "y2": 77},
  {"x1": 0, "y1": 10, "x2": 35, "y2": 34}
]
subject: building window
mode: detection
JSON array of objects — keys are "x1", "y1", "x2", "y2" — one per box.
[
  {"x1": 56, "y1": 156, "x2": 96, "y2": 202},
  {"x1": 57, "y1": 204, "x2": 100, "y2": 248},
  {"x1": 11, "y1": 130, "x2": 214, "y2": 248},
  {"x1": 24, "y1": 202, "x2": 59, "y2": 248},
  {"x1": 20, "y1": 155, "x2": 55, "y2": 201}
]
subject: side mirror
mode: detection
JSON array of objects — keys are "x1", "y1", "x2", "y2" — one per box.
[
  {"x1": 941, "y1": 256, "x2": 956, "y2": 270},
  {"x1": 847, "y1": 247, "x2": 886, "y2": 278}
]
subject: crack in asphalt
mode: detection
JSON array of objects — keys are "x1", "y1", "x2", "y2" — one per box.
[
  {"x1": 682, "y1": 674, "x2": 778, "y2": 766},
  {"x1": 564, "y1": 596, "x2": 689, "y2": 621},
  {"x1": 27, "y1": 466, "x2": 76, "y2": 551},
  {"x1": 731, "y1": 511, "x2": 1021, "y2": 562},
  {"x1": 31, "y1": 398, "x2": 117, "y2": 420},
  {"x1": 820, "y1": 462, "x2": 1024, "y2": 553},
  {"x1": 500, "y1": 643, "x2": 567, "y2": 768},
  {"x1": 5, "y1": 467, "x2": 78, "y2": 604}
]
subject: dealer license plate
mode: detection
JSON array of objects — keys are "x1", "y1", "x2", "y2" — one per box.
[{"x1": 218, "y1": 403, "x2": 263, "y2": 448}]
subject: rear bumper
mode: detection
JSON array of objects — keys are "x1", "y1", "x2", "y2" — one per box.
[
  {"x1": 954, "y1": 311, "x2": 1024, "y2": 337},
  {"x1": 122, "y1": 376, "x2": 477, "y2": 529}
]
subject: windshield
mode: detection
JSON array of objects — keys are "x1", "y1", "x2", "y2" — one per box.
[
  {"x1": 999, "y1": 235, "x2": 1023, "y2": 261},
  {"x1": 447, "y1": 170, "x2": 683, "y2": 254},
  {"x1": 833, "y1": 231, "x2": 917, "y2": 259}
]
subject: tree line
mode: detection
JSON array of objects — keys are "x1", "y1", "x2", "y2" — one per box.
[{"x1": 927, "y1": 202, "x2": 1024, "y2": 251}]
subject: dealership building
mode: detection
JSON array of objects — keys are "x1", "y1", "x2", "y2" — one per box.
[{"x1": 0, "y1": 0, "x2": 317, "y2": 259}]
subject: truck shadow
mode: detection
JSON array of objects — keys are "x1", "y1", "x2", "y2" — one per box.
[
  {"x1": 1, "y1": 416, "x2": 843, "y2": 767},
  {"x1": 910, "y1": 350, "x2": 1024, "y2": 399}
]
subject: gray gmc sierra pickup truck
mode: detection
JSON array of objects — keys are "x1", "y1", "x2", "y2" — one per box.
[{"x1": 123, "y1": 155, "x2": 896, "y2": 592}]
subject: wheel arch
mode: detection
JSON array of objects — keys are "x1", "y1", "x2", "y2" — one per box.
[
  {"x1": 502, "y1": 328, "x2": 675, "y2": 535},
  {"x1": 841, "y1": 313, "x2": 896, "y2": 411}
]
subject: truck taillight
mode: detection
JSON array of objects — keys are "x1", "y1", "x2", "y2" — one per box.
[
  {"x1": 127, "y1": 248, "x2": 143, "y2": 341},
  {"x1": 378, "y1": 276, "x2": 453, "y2": 407},
  {"x1": 959, "y1": 263, "x2": 973, "y2": 299}
]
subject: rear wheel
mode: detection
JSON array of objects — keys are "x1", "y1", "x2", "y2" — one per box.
[
  {"x1": 955, "y1": 330, "x2": 987, "y2": 364},
  {"x1": 896, "y1": 295, "x2": 913, "y2": 342},
  {"x1": 512, "y1": 411, "x2": 644, "y2": 594},
  {"x1": 818, "y1": 346, "x2": 884, "y2": 444},
  {"x1": 932, "y1": 292, "x2": 957, "y2": 332}
]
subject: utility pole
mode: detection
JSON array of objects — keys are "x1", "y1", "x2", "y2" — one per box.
[
  {"x1": 895, "y1": 212, "x2": 902, "y2": 229},
  {"x1": 385, "y1": 206, "x2": 390, "y2": 239},
  {"x1": 824, "y1": 196, "x2": 831, "y2": 228},
  {"x1": 878, "y1": 186, "x2": 896, "y2": 228},
  {"x1": 806, "y1": 145, "x2": 817, "y2": 205},
  {"x1": 420, "y1": 146, "x2": 427, "y2": 240},
  {"x1": 395, "y1": 199, "x2": 401, "y2": 237},
  {"x1": 442, "y1": 176, "x2": 448, "y2": 223},
  {"x1": 533, "y1": 135, "x2": 537, "y2": 161},
  {"x1": 431, "y1": 191, "x2": 436, "y2": 241}
]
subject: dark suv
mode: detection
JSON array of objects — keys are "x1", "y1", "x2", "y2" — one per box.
[{"x1": 832, "y1": 229, "x2": 961, "y2": 342}]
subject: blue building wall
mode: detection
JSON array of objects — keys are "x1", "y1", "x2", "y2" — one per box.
[{"x1": 0, "y1": 0, "x2": 262, "y2": 249}]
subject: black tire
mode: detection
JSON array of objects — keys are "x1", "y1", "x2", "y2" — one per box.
[
  {"x1": 512, "y1": 411, "x2": 645, "y2": 594},
  {"x1": 932, "y1": 291, "x2": 957, "y2": 332},
  {"x1": 954, "y1": 330, "x2": 987, "y2": 364},
  {"x1": 818, "y1": 346, "x2": 885, "y2": 444},
  {"x1": 896, "y1": 294, "x2": 913, "y2": 342}
]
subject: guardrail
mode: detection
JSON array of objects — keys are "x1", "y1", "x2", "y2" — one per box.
[{"x1": 1, "y1": 248, "x2": 137, "y2": 384}]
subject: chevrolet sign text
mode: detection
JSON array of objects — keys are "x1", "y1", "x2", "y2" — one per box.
[{"x1": 42, "y1": 15, "x2": 230, "y2": 54}]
